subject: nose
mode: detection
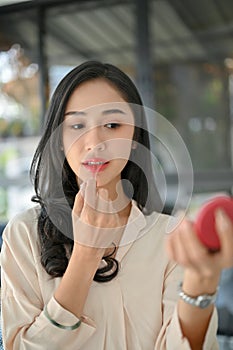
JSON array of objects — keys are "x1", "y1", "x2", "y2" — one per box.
[{"x1": 85, "y1": 126, "x2": 105, "y2": 151}]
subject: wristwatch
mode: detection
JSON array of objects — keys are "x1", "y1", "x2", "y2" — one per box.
[{"x1": 178, "y1": 282, "x2": 219, "y2": 309}]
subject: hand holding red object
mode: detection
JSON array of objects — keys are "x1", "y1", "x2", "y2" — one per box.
[{"x1": 194, "y1": 196, "x2": 233, "y2": 251}]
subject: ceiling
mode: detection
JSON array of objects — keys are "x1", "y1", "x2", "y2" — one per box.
[
  {"x1": 0, "y1": 0, "x2": 233, "y2": 68},
  {"x1": 0, "y1": 0, "x2": 30, "y2": 5}
]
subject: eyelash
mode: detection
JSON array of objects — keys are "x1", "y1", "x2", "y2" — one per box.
[
  {"x1": 104, "y1": 123, "x2": 120, "y2": 129},
  {"x1": 70, "y1": 123, "x2": 121, "y2": 130}
]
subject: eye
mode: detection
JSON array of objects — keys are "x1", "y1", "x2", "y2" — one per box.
[
  {"x1": 104, "y1": 122, "x2": 121, "y2": 129},
  {"x1": 71, "y1": 123, "x2": 85, "y2": 130}
]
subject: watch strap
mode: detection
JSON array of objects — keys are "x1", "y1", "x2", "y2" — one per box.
[{"x1": 178, "y1": 282, "x2": 219, "y2": 309}]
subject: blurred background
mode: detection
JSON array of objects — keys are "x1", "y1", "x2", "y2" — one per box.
[{"x1": 0, "y1": 0, "x2": 233, "y2": 348}]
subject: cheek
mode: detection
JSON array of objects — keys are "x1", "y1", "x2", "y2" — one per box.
[
  {"x1": 63, "y1": 130, "x2": 83, "y2": 154},
  {"x1": 63, "y1": 139, "x2": 83, "y2": 175},
  {"x1": 109, "y1": 126, "x2": 134, "y2": 158},
  {"x1": 108, "y1": 138, "x2": 133, "y2": 160},
  {"x1": 63, "y1": 126, "x2": 86, "y2": 156}
]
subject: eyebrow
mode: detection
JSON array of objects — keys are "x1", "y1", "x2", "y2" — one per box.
[
  {"x1": 64, "y1": 111, "x2": 86, "y2": 117},
  {"x1": 64, "y1": 108, "x2": 126, "y2": 117},
  {"x1": 102, "y1": 109, "x2": 126, "y2": 116}
]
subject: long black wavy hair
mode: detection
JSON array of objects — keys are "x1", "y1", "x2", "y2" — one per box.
[{"x1": 30, "y1": 61, "x2": 162, "y2": 282}]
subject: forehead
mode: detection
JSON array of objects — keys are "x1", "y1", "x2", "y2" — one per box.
[
  {"x1": 65, "y1": 79, "x2": 127, "y2": 111},
  {"x1": 64, "y1": 79, "x2": 134, "y2": 123}
]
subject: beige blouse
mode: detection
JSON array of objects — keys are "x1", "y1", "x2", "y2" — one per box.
[{"x1": 1, "y1": 203, "x2": 218, "y2": 350}]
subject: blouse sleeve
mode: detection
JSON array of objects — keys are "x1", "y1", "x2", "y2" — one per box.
[
  {"x1": 154, "y1": 260, "x2": 219, "y2": 350},
  {"x1": 1, "y1": 211, "x2": 96, "y2": 350}
]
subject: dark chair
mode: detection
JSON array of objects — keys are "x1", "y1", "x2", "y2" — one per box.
[
  {"x1": 0, "y1": 223, "x2": 6, "y2": 289},
  {"x1": 216, "y1": 268, "x2": 233, "y2": 349},
  {"x1": 0, "y1": 327, "x2": 3, "y2": 350},
  {"x1": 0, "y1": 223, "x2": 6, "y2": 248}
]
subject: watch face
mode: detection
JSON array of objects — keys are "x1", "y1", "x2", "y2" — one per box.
[{"x1": 199, "y1": 299, "x2": 211, "y2": 309}]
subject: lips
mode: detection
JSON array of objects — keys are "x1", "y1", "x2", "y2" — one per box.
[{"x1": 82, "y1": 158, "x2": 110, "y2": 173}]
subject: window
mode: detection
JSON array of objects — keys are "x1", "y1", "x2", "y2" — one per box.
[{"x1": 0, "y1": 9, "x2": 40, "y2": 221}]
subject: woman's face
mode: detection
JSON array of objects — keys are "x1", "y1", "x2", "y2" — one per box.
[{"x1": 62, "y1": 78, "x2": 135, "y2": 195}]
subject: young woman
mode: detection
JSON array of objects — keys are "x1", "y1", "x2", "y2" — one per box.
[{"x1": 1, "y1": 61, "x2": 233, "y2": 350}]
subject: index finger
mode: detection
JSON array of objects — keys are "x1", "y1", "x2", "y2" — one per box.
[
  {"x1": 73, "y1": 190, "x2": 84, "y2": 218},
  {"x1": 83, "y1": 178, "x2": 97, "y2": 211}
]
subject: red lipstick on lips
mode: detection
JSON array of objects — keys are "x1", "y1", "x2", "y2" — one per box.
[{"x1": 82, "y1": 158, "x2": 109, "y2": 173}]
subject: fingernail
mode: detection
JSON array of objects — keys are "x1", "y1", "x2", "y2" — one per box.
[
  {"x1": 174, "y1": 209, "x2": 186, "y2": 219},
  {"x1": 215, "y1": 208, "x2": 232, "y2": 232}
]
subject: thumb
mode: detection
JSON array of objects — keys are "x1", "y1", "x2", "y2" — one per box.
[
  {"x1": 215, "y1": 208, "x2": 233, "y2": 235},
  {"x1": 215, "y1": 209, "x2": 233, "y2": 263}
]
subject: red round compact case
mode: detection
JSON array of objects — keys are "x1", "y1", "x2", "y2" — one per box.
[{"x1": 194, "y1": 196, "x2": 233, "y2": 251}]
